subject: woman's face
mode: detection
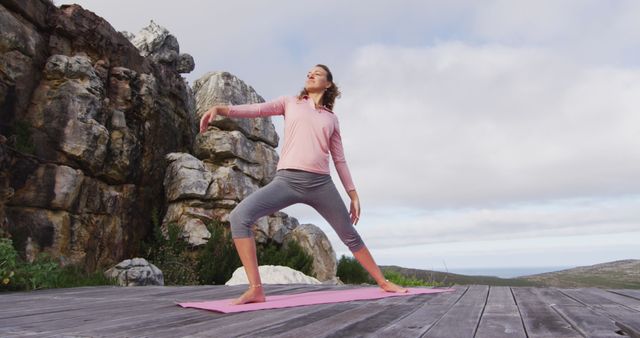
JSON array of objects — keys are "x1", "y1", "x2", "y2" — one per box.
[{"x1": 305, "y1": 66, "x2": 332, "y2": 93}]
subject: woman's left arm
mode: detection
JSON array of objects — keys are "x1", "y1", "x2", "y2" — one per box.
[{"x1": 329, "y1": 119, "x2": 361, "y2": 225}]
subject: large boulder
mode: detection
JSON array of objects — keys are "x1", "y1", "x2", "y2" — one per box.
[
  {"x1": 286, "y1": 224, "x2": 338, "y2": 282},
  {"x1": 194, "y1": 129, "x2": 278, "y2": 185},
  {"x1": 225, "y1": 265, "x2": 321, "y2": 285},
  {"x1": 105, "y1": 258, "x2": 164, "y2": 286},
  {"x1": 254, "y1": 211, "x2": 299, "y2": 244},
  {"x1": 193, "y1": 71, "x2": 279, "y2": 147}
]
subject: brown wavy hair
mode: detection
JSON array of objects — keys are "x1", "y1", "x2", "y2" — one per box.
[{"x1": 297, "y1": 64, "x2": 341, "y2": 110}]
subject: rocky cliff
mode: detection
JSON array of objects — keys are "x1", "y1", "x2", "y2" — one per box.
[
  {"x1": 1, "y1": 0, "x2": 195, "y2": 270},
  {"x1": 0, "y1": 0, "x2": 338, "y2": 282}
]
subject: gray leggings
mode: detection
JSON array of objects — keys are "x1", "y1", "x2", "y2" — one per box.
[{"x1": 229, "y1": 169, "x2": 365, "y2": 252}]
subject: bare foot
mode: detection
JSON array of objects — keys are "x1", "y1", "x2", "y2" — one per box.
[
  {"x1": 379, "y1": 279, "x2": 409, "y2": 293},
  {"x1": 230, "y1": 286, "x2": 266, "y2": 305}
]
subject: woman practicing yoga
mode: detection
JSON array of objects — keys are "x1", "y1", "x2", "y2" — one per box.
[{"x1": 199, "y1": 64, "x2": 408, "y2": 305}]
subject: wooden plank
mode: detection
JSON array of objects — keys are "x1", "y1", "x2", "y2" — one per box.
[
  {"x1": 148, "y1": 302, "x2": 359, "y2": 337},
  {"x1": 367, "y1": 285, "x2": 467, "y2": 338},
  {"x1": 78, "y1": 285, "x2": 359, "y2": 337},
  {"x1": 2, "y1": 284, "x2": 639, "y2": 337},
  {"x1": 0, "y1": 285, "x2": 242, "y2": 324},
  {"x1": 0, "y1": 285, "x2": 268, "y2": 334},
  {"x1": 609, "y1": 289, "x2": 640, "y2": 302},
  {"x1": 193, "y1": 304, "x2": 359, "y2": 338},
  {"x1": 560, "y1": 287, "x2": 640, "y2": 311},
  {"x1": 616, "y1": 321, "x2": 640, "y2": 338},
  {"x1": 475, "y1": 286, "x2": 527, "y2": 338},
  {"x1": 0, "y1": 285, "x2": 116, "y2": 298},
  {"x1": 20, "y1": 284, "x2": 323, "y2": 336},
  {"x1": 22, "y1": 309, "x2": 217, "y2": 338},
  {"x1": 550, "y1": 303, "x2": 623, "y2": 338},
  {"x1": 419, "y1": 284, "x2": 489, "y2": 338},
  {"x1": 0, "y1": 297, "x2": 142, "y2": 323},
  {"x1": 85, "y1": 309, "x2": 224, "y2": 337},
  {"x1": 37, "y1": 307, "x2": 218, "y2": 337},
  {"x1": 583, "y1": 288, "x2": 640, "y2": 311},
  {"x1": 559, "y1": 288, "x2": 640, "y2": 317},
  {"x1": 0, "y1": 285, "x2": 211, "y2": 318},
  {"x1": 1, "y1": 299, "x2": 186, "y2": 331},
  {"x1": 556, "y1": 287, "x2": 640, "y2": 337},
  {"x1": 251, "y1": 293, "x2": 420, "y2": 338},
  {"x1": 511, "y1": 286, "x2": 582, "y2": 337},
  {"x1": 0, "y1": 328, "x2": 44, "y2": 337},
  {"x1": 114, "y1": 286, "x2": 351, "y2": 338},
  {"x1": 287, "y1": 293, "x2": 437, "y2": 338},
  {"x1": 534, "y1": 286, "x2": 628, "y2": 338}
]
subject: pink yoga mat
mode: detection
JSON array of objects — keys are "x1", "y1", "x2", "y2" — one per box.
[{"x1": 177, "y1": 286, "x2": 456, "y2": 313}]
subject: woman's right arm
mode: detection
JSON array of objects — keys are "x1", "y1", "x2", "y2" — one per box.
[
  {"x1": 199, "y1": 106, "x2": 226, "y2": 133},
  {"x1": 199, "y1": 96, "x2": 287, "y2": 133}
]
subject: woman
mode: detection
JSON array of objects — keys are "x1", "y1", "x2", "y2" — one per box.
[{"x1": 199, "y1": 64, "x2": 408, "y2": 305}]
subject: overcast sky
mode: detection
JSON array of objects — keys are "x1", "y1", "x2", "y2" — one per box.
[{"x1": 64, "y1": 0, "x2": 639, "y2": 277}]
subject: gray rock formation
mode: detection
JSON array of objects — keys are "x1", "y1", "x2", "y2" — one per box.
[
  {"x1": 286, "y1": 224, "x2": 338, "y2": 282},
  {"x1": 105, "y1": 257, "x2": 164, "y2": 286},
  {"x1": 128, "y1": 20, "x2": 194, "y2": 74},
  {"x1": 193, "y1": 71, "x2": 279, "y2": 147},
  {"x1": 257, "y1": 211, "x2": 299, "y2": 244},
  {"x1": 1, "y1": 2, "x2": 196, "y2": 270},
  {"x1": 162, "y1": 71, "x2": 286, "y2": 247},
  {"x1": 162, "y1": 152, "x2": 261, "y2": 246}
]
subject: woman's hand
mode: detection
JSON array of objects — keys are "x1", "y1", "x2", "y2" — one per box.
[
  {"x1": 350, "y1": 199, "x2": 360, "y2": 225},
  {"x1": 199, "y1": 107, "x2": 218, "y2": 133},
  {"x1": 348, "y1": 190, "x2": 360, "y2": 225}
]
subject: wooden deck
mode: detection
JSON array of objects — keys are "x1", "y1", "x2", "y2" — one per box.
[{"x1": 1, "y1": 284, "x2": 639, "y2": 337}]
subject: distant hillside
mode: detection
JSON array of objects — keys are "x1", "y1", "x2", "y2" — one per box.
[
  {"x1": 379, "y1": 265, "x2": 543, "y2": 287},
  {"x1": 515, "y1": 259, "x2": 640, "y2": 289},
  {"x1": 380, "y1": 259, "x2": 640, "y2": 289}
]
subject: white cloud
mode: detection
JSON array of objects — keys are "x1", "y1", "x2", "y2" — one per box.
[
  {"x1": 368, "y1": 230, "x2": 640, "y2": 270},
  {"x1": 336, "y1": 42, "x2": 640, "y2": 209},
  {"x1": 470, "y1": 0, "x2": 640, "y2": 65},
  {"x1": 291, "y1": 194, "x2": 640, "y2": 255},
  {"x1": 356, "y1": 195, "x2": 640, "y2": 248}
]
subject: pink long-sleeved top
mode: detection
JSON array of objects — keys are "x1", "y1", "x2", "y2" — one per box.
[{"x1": 227, "y1": 95, "x2": 356, "y2": 193}]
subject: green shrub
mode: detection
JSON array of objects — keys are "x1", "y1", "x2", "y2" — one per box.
[
  {"x1": 15, "y1": 252, "x2": 62, "y2": 290},
  {"x1": 337, "y1": 254, "x2": 373, "y2": 284},
  {"x1": 197, "y1": 222, "x2": 241, "y2": 285},
  {"x1": 49, "y1": 264, "x2": 119, "y2": 288},
  {"x1": 1, "y1": 237, "x2": 117, "y2": 291},
  {"x1": 0, "y1": 239, "x2": 60, "y2": 291},
  {"x1": 257, "y1": 238, "x2": 314, "y2": 277},
  {"x1": 140, "y1": 211, "x2": 199, "y2": 286},
  {"x1": 0, "y1": 238, "x2": 18, "y2": 289}
]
